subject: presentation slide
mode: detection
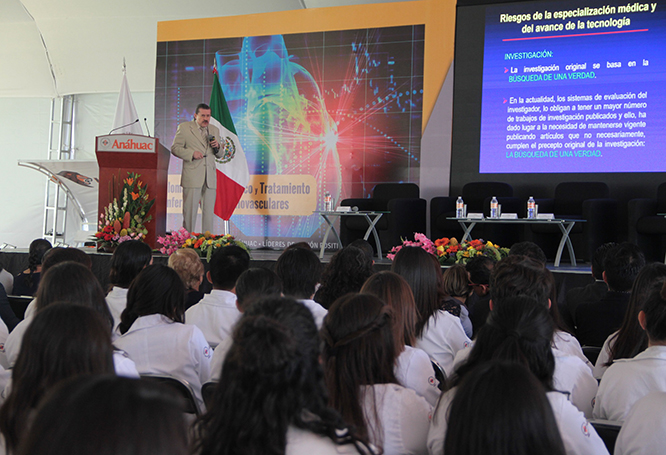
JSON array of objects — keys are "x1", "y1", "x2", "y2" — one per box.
[{"x1": 479, "y1": 0, "x2": 665, "y2": 173}]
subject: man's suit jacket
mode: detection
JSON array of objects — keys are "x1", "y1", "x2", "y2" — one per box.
[{"x1": 171, "y1": 120, "x2": 220, "y2": 188}]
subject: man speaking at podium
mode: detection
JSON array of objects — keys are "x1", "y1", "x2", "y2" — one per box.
[{"x1": 171, "y1": 103, "x2": 221, "y2": 233}]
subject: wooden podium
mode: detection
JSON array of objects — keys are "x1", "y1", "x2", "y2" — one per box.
[{"x1": 95, "y1": 134, "x2": 170, "y2": 249}]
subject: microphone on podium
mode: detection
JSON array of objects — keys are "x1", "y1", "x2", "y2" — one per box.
[{"x1": 109, "y1": 119, "x2": 139, "y2": 135}]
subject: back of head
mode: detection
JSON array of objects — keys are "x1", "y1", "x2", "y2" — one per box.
[
  {"x1": 391, "y1": 246, "x2": 443, "y2": 337},
  {"x1": 120, "y1": 264, "x2": 186, "y2": 334},
  {"x1": 348, "y1": 239, "x2": 374, "y2": 262},
  {"x1": 490, "y1": 255, "x2": 552, "y2": 308},
  {"x1": 317, "y1": 246, "x2": 374, "y2": 307},
  {"x1": 276, "y1": 247, "x2": 321, "y2": 299},
  {"x1": 444, "y1": 361, "x2": 565, "y2": 455},
  {"x1": 28, "y1": 238, "x2": 52, "y2": 270},
  {"x1": 19, "y1": 376, "x2": 189, "y2": 455},
  {"x1": 592, "y1": 242, "x2": 618, "y2": 280},
  {"x1": 42, "y1": 247, "x2": 92, "y2": 273},
  {"x1": 235, "y1": 268, "x2": 283, "y2": 311},
  {"x1": 361, "y1": 271, "x2": 418, "y2": 348},
  {"x1": 509, "y1": 241, "x2": 547, "y2": 265},
  {"x1": 168, "y1": 248, "x2": 204, "y2": 290},
  {"x1": 209, "y1": 245, "x2": 250, "y2": 290},
  {"x1": 109, "y1": 240, "x2": 153, "y2": 288},
  {"x1": 466, "y1": 255, "x2": 494, "y2": 286},
  {"x1": 35, "y1": 261, "x2": 112, "y2": 327},
  {"x1": 0, "y1": 304, "x2": 115, "y2": 451},
  {"x1": 321, "y1": 293, "x2": 396, "y2": 440},
  {"x1": 603, "y1": 242, "x2": 646, "y2": 292},
  {"x1": 456, "y1": 295, "x2": 555, "y2": 390},
  {"x1": 442, "y1": 264, "x2": 471, "y2": 298},
  {"x1": 642, "y1": 281, "x2": 666, "y2": 343}
]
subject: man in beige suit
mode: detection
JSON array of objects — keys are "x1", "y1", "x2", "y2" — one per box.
[{"x1": 171, "y1": 103, "x2": 221, "y2": 233}]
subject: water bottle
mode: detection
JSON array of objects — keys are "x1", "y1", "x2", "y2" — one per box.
[
  {"x1": 456, "y1": 196, "x2": 464, "y2": 218},
  {"x1": 527, "y1": 196, "x2": 536, "y2": 219},
  {"x1": 324, "y1": 191, "x2": 332, "y2": 212},
  {"x1": 490, "y1": 196, "x2": 498, "y2": 218}
]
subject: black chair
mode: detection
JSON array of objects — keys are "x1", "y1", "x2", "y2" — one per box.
[
  {"x1": 530, "y1": 182, "x2": 618, "y2": 262},
  {"x1": 202, "y1": 381, "x2": 218, "y2": 410},
  {"x1": 590, "y1": 419, "x2": 622, "y2": 454},
  {"x1": 582, "y1": 346, "x2": 602, "y2": 365},
  {"x1": 628, "y1": 183, "x2": 666, "y2": 262},
  {"x1": 140, "y1": 374, "x2": 201, "y2": 415},
  {"x1": 339, "y1": 183, "x2": 426, "y2": 253},
  {"x1": 7, "y1": 295, "x2": 32, "y2": 321},
  {"x1": 431, "y1": 182, "x2": 520, "y2": 246},
  {"x1": 431, "y1": 360, "x2": 447, "y2": 392}
]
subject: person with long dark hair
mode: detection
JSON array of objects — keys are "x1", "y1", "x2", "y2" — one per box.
[
  {"x1": 12, "y1": 238, "x2": 51, "y2": 296},
  {"x1": 17, "y1": 375, "x2": 189, "y2": 455},
  {"x1": 106, "y1": 240, "x2": 152, "y2": 329},
  {"x1": 314, "y1": 246, "x2": 375, "y2": 309},
  {"x1": 594, "y1": 279, "x2": 666, "y2": 421},
  {"x1": 194, "y1": 297, "x2": 375, "y2": 455},
  {"x1": 443, "y1": 361, "x2": 566, "y2": 455},
  {"x1": 322, "y1": 293, "x2": 431, "y2": 454},
  {"x1": 0, "y1": 304, "x2": 115, "y2": 454},
  {"x1": 391, "y1": 247, "x2": 470, "y2": 377},
  {"x1": 427, "y1": 296, "x2": 609, "y2": 455},
  {"x1": 594, "y1": 262, "x2": 666, "y2": 379},
  {"x1": 440, "y1": 264, "x2": 473, "y2": 338},
  {"x1": 115, "y1": 264, "x2": 211, "y2": 409},
  {"x1": 361, "y1": 271, "x2": 441, "y2": 406}
]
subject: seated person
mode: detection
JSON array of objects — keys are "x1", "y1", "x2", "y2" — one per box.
[
  {"x1": 12, "y1": 238, "x2": 51, "y2": 296},
  {"x1": 168, "y1": 247, "x2": 205, "y2": 309},
  {"x1": 314, "y1": 246, "x2": 374, "y2": 309},
  {"x1": 465, "y1": 255, "x2": 494, "y2": 338}
]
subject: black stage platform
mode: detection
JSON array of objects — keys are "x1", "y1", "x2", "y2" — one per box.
[{"x1": 1, "y1": 247, "x2": 593, "y2": 305}]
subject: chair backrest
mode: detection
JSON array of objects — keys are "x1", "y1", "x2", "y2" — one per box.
[
  {"x1": 140, "y1": 374, "x2": 201, "y2": 415},
  {"x1": 590, "y1": 419, "x2": 621, "y2": 454},
  {"x1": 7, "y1": 295, "x2": 32, "y2": 321},
  {"x1": 554, "y1": 182, "x2": 609, "y2": 215},
  {"x1": 202, "y1": 381, "x2": 218, "y2": 410},
  {"x1": 431, "y1": 360, "x2": 447, "y2": 392},
  {"x1": 372, "y1": 183, "x2": 420, "y2": 211},
  {"x1": 582, "y1": 346, "x2": 602, "y2": 365},
  {"x1": 462, "y1": 182, "x2": 513, "y2": 211},
  {"x1": 656, "y1": 183, "x2": 666, "y2": 213}
]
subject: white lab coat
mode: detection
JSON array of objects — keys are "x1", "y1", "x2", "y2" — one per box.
[
  {"x1": 106, "y1": 286, "x2": 129, "y2": 330},
  {"x1": 286, "y1": 426, "x2": 373, "y2": 455},
  {"x1": 114, "y1": 314, "x2": 212, "y2": 408},
  {"x1": 594, "y1": 345, "x2": 666, "y2": 422},
  {"x1": 395, "y1": 346, "x2": 441, "y2": 407},
  {"x1": 415, "y1": 310, "x2": 471, "y2": 377},
  {"x1": 615, "y1": 392, "x2": 666, "y2": 455},
  {"x1": 427, "y1": 386, "x2": 609, "y2": 455},
  {"x1": 553, "y1": 330, "x2": 593, "y2": 371},
  {"x1": 593, "y1": 330, "x2": 617, "y2": 380},
  {"x1": 185, "y1": 289, "x2": 241, "y2": 349},
  {"x1": 361, "y1": 383, "x2": 432, "y2": 455},
  {"x1": 298, "y1": 299, "x2": 328, "y2": 329}
]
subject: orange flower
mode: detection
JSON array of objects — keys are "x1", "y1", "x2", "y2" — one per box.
[
  {"x1": 435, "y1": 237, "x2": 450, "y2": 247},
  {"x1": 125, "y1": 178, "x2": 134, "y2": 186},
  {"x1": 137, "y1": 180, "x2": 143, "y2": 188},
  {"x1": 131, "y1": 192, "x2": 140, "y2": 200},
  {"x1": 469, "y1": 239, "x2": 483, "y2": 248}
]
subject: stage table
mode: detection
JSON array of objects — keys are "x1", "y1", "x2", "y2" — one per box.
[
  {"x1": 448, "y1": 217, "x2": 585, "y2": 267},
  {"x1": 315, "y1": 211, "x2": 387, "y2": 260}
]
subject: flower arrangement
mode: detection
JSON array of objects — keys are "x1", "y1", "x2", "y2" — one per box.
[
  {"x1": 388, "y1": 233, "x2": 509, "y2": 265},
  {"x1": 94, "y1": 172, "x2": 154, "y2": 250},
  {"x1": 157, "y1": 228, "x2": 250, "y2": 262}
]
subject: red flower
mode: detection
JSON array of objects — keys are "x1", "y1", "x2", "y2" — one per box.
[{"x1": 435, "y1": 237, "x2": 450, "y2": 247}]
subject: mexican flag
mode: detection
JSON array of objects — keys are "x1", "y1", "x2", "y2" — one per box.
[{"x1": 209, "y1": 68, "x2": 249, "y2": 221}]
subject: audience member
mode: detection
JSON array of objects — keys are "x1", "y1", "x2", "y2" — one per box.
[
  {"x1": 194, "y1": 297, "x2": 374, "y2": 455},
  {"x1": 443, "y1": 361, "x2": 566, "y2": 455},
  {"x1": 12, "y1": 238, "x2": 51, "y2": 296},
  {"x1": 428, "y1": 296, "x2": 608, "y2": 455},
  {"x1": 348, "y1": 239, "x2": 375, "y2": 262},
  {"x1": 322, "y1": 293, "x2": 431, "y2": 454},
  {"x1": 361, "y1": 271, "x2": 441, "y2": 406},
  {"x1": 115, "y1": 264, "x2": 211, "y2": 408},
  {"x1": 0, "y1": 253, "x2": 13, "y2": 295},
  {"x1": 594, "y1": 279, "x2": 666, "y2": 422},
  {"x1": 0, "y1": 283, "x2": 18, "y2": 333},
  {"x1": 168, "y1": 247, "x2": 205, "y2": 309},
  {"x1": 465, "y1": 255, "x2": 494, "y2": 337},
  {"x1": 561, "y1": 242, "x2": 616, "y2": 331},
  {"x1": 184, "y1": 245, "x2": 249, "y2": 349},
  {"x1": 18, "y1": 375, "x2": 189, "y2": 455},
  {"x1": 275, "y1": 247, "x2": 327, "y2": 328},
  {"x1": 392, "y1": 247, "x2": 470, "y2": 376},
  {"x1": 441, "y1": 264, "x2": 473, "y2": 337},
  {"x1": 107, "y1": 240, "x2": 153, "y2": 329},
  {"x1": 614, "y1": 392, "x2": 666, "y2": 455},
  {"x1": 509, "y1": 241, "x2": 547, "y2": 264},
  {"x1": 576, "y1": 242, "x2": 646, "y2": 347},
  {"x1": 594, "y1": 262, "x2": 666, "y2": 379},
  {"x1": 0, "y1": 305, "x2": 115, "y2": 453},
  {"x1": 314, "y1": 246, "x2": 374, "y2": 309}
]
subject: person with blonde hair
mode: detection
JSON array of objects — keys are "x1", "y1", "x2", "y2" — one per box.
[{"x1": 168, "y1": 247, "x2": 205, "y2": 309}]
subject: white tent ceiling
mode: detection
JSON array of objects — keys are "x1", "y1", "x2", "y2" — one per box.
[{"x1": 0, "y1": 0, "x2": 408, "y2": 98}]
